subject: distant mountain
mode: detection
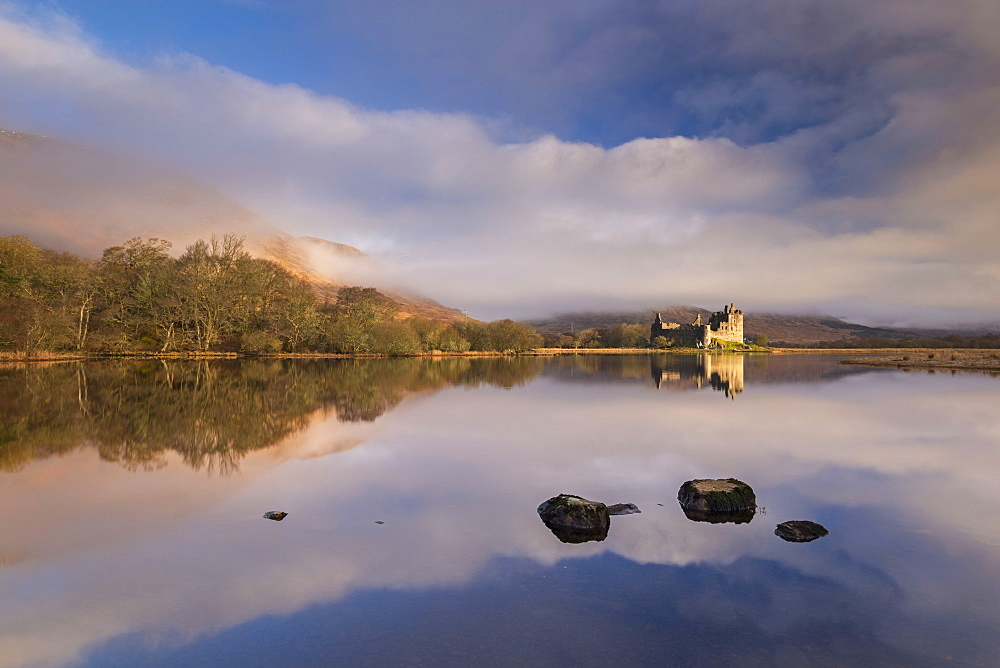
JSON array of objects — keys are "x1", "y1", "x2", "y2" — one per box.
[
  {"x1": 0, "y1": 128, "x2": 464, "y2": 324},
  {"x1": 526, "y1": 307, "x2": 993, "y2": 344}
]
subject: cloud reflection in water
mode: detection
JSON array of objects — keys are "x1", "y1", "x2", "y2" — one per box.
[{"x1": 0, "y1": 355, "x2": 998, "y2": 666}]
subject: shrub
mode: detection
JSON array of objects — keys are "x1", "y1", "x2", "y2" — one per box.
[
  {"x1": 651, "y1": 336, "x2": 670, "y2": 350},
  {"x1": 241, "y1": 331, "x2": 282, "y2": 355}
]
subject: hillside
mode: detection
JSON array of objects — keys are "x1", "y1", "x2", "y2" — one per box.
[
  {"x1": 525, "y1": 307, "x2": 975, "y2": 345},
  {"x1": 0, "y1": 128, "x2": 464, "y2": 324}
]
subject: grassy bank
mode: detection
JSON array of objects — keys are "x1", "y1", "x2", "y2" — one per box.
[{"x1": 833, "y1": 348, "x2": 1000, "y2": 372}]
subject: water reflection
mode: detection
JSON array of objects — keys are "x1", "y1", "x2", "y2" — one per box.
[
  {"x1": 542, "y1": 352, "x2": 870, "y2": 396},
  {"x1": 681, "y1": 507, "x2": 756, "y2": 524},
  {"x1": 1, "y1": 355, "x2": 999, "y2": 667},
  {"x1": 0, "y1": 357, "x2": 543, "y2": 473},
  {"x1": 651, "y1": 353, "x2": 745, "y2": 398},
  {"x1": 541, "y1": 521, "x2": 610, "y2": 544}
]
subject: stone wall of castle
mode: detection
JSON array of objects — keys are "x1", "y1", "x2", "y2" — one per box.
[
  {"x1": 651, "y1": 304, "x2": 745, "y2": 348},
  {"x1": 704, "y1": 303, "x2": 744, "y2": 346}
]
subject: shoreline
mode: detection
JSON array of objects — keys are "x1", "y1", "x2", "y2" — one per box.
[
  {"x1": 835, "y1": 349, "x2": 1000, "y2": 373},
  {"x1": 0, "y1": 347, "x2": 766, "y2": 362},
  {"x1": 3, "y1": 348, "x2": 999, "y2": 374}
]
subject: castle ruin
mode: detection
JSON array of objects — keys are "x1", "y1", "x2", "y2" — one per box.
[{"x1": 650, "y1": 304, "x2": 745, "y2": 348}]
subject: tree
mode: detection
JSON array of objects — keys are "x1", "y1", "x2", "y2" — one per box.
[
  {"x1": 603, "y1": 323, "x2": 648, "y2": 348},
  {"x1": 277, "y1": 278, "x2": 326, "y2": 352},
  {"x1": 0, "y1": 261, "x2": 20, "y2": 285},
  {"x1": 573, "y1": 328, "x2": 602, "y2": 349},
  {"x1": 176, "y1": 235, "x2": 252, "y2": 351},
  {"x1": 333, "y1": 287, "x2": 397, "y2": 327},
  {"x1": 0, "y1": 236, "x2": 76, "y2": 352},
  {"x1": 752, "y1": 333, "x2": 769, "y2": 347},
  {"x1": 97, "y1": 237, "x2": 175, "y2": 350},
  {"x1": 479, "y1": 319, "x2": 543, "y2": 352}
]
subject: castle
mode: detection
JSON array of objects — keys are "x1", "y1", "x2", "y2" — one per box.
[{"x1": 650, "y1": 303, "x2": 745, "y2": 348}]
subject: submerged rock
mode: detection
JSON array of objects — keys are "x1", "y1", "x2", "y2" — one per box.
[
  {"x1": 537, "y1": 494, "x2": 610, "y2": 543},
  {"x1": 677, "y1": 478, "x2": 756, "y2": 514},
  {"x1": 607, "y1": 503, "x2": 641, "y2": 516},
  {"x1": 775, "y1": 520, "x2": 828, "y2": 542},
  {"x1": 682, "y1": 507, "x2": 755, "y2": 524},
  {"x1": 263, "y1": 511, "x2": 288, "y2": 521}
]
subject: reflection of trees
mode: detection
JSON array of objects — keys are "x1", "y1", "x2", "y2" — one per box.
[
  {"x1": 0, "y1": 357, "x2": 543, "y2": 473},
  {"x1": 543, "y1": 355, "x2": 653, "y2": 384}
]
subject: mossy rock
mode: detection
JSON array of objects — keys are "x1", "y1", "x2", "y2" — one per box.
[
  {"x1": 263, "y1": 511, "x2": 288, "y2": 521},
  {"x1": 677, "y1": 478, "x2": 756, "y2": 514},
  {"x1": 537, "y1": 494, "x2": 610, "y2": 543},
  {"x1": 775, "y1": 520, "x2": 828, "y2": 543}
]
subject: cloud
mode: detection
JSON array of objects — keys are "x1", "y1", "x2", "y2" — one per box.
[{"x1": 0, "y1": 3, "x2": 999, "y2": 324}]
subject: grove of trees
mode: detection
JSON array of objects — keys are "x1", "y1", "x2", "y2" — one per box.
[
  {"x1": 540, "y1": 323, "x2": 651, "y2": 349},
  {"x1": 0, "y1": 235, "x2": 542, "y2": 355}
]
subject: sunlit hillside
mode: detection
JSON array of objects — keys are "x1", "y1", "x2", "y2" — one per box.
[{"x1": 0, "y1": 127, "x2": 464, "y2": 323}]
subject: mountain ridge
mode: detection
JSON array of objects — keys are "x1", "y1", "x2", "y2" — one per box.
[{"x1": 526, "y1": 307, "x2": 999, "y2": 344}]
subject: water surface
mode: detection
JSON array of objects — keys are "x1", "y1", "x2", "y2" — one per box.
[{"x1": 1, "y1": 354, "x2": 998, "y2": 666}]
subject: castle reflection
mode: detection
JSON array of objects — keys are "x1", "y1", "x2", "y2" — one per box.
[{"x1": 650, "y1": 353, "x2": 744, "y2": 399}]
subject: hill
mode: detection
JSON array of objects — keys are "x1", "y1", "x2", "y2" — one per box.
[
  {"x1": 0, "y1": 128, "x2": 464, "y2": 324},
  {"x1": 525, "y1": 307, "x2": 990, "y2": 345}
]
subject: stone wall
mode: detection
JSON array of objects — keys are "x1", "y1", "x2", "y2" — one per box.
[
  {"x1": 704, "y1": 303, "x2": 744, "y2": 346},
  {"x1": 651, "y1": 304, "x2": 744, "y2": 348}
]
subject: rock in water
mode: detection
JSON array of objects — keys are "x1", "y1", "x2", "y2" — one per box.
[
  {"x1": 677, "y1": 478, "x2": 756, "y2": 514},
  {"x1": 775, "y1": 520, "x2": 828, "y2": 542},
  {"x1": 537, "y1": 494, "x2": 610, "y2": 543},
  {"x1": 607, "y1": 503, "x2": 641, "y2": 515},
  {"x1": 263, "y1": 511, "x2": 288, "y2": 521}
]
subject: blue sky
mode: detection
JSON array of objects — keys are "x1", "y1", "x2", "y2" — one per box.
[
  {"x1": 1, "y1": 0, "x2": 999, "y2": 324},
  {"x1": 42, "y1": 0, "x2": 915, "y2": 147}
]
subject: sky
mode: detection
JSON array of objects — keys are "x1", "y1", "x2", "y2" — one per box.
[{"x1": 0, "y1": 0, "x2": 998, "y2": 325}]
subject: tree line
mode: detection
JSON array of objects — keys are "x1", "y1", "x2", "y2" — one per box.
[
  {"x1": 539, "y1": 324, "x2": 651, "y2": 349},
  {"x1": 775, "y1": 334, "x2": 1000, "y2": 349},
  {"x1": 539, "y1": 325, "x2": 766, "y2": 349},
  {"x1": 0, "y1": 235, "x2": 542, "y2": 355}
]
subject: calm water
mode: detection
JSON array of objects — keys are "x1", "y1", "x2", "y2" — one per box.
[{"x1": 1, "y1": 354, "x2": 999, "y2": 667}]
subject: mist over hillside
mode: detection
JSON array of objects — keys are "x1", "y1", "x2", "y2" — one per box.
[
  {"x1": 0, "y1": 127, "x2": 463, "y2": 323},
  {"x1": 527, "y1": 307, "x2": 1000, "y2": 345}
]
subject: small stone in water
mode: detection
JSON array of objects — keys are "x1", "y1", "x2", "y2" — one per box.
[
  {"x1": 775, "y1": 520, "x2": 828, "y2": 542},
  {"x1": 263, "y1": 511, "x2": 288, "y2": 521},
  {"x1": 374, "y1": 520, "x2": 386, "y2": 525},
  {"x1": 607, "y1": 503, "x2": 641, "y2": 515}
]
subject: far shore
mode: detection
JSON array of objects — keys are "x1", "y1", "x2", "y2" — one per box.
[
  {"x1": 3, "y1": 347, "x2": 999, "y2": 373},
  {"x1": 833, "y1": 348, "x2": 1000, "y2": 373}
]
